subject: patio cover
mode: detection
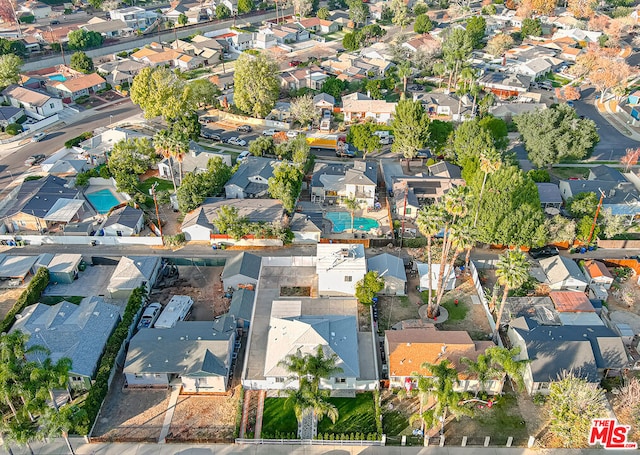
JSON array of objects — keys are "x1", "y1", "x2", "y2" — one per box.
[
  {"x1": 0, "y1": 255, "x2": 38, "y2": 279},
  {"x1": 43, "y1": 199, "x2": 85, "y2": 222}
]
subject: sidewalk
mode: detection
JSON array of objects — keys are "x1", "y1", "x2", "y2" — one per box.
[{"x1": 596, "y1": 99, "x2": 640, "y2": 142}]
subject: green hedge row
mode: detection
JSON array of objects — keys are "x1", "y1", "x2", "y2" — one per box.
[
  {"x1": 64, "y1": 131, "x2": 92, "y2": 149},
  {"x1": 0, "y1": 267, "x2": 49, "y2": 334},
  {"x1": 73, "y1": 287, "x2": 145, "y2": 435}
]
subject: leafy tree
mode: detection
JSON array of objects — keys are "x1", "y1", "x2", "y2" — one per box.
[
  {"x1": 521, "y1": 18, "x2": 542, "y2": 37},
  {"x1": 547, "y1": 371, "x2": 608, "y2": 447},
  {"x1": 186, "y1": 79, "x2": 220, "y2": 108},
  {"x1": 177, "y1": 157, "x2": 232, "y2": 213},
  {"x1": 317, "y1": 6, "x2": 330, "y2": 19},
  {"x1": 347, "y1": 122, "x2": 381, "y2": 157},
  {"x1": 389, "y1": 0, "x2": 410, "y2": 29},
  {"x1": 460, "y1": 351, "x2": 500, "y2": 396},
  {"x1": 293, "y1": 0, "x2": 313, "y2": 18},
  {"x1": 67, "y1": 29, "x2": 103, "y2": 50},
  {"x1": 485, "y1": 33, "x2": 514, "y2": 57},
  {"x1": 342, "y1": 32, "x2": 361, "y2": 51},
  {"x1": 249, "y1": 136, "x2": 275, "y2": 156},
  {"x1": 268, "y1": 162, "x2": 303, "y2": 213},
  {"x1": 0, "y1": 54, "x2": 21, "y2": 90},
  {"x1": 528, "y1": 169, "x2": 550, "y2": 182},
  {"x1": 514, "y1": 104, "x2": 599, "y2": 168},
  {"x1": 131, "y1": 67, "x2": 190, "y2": 121},
  {"x1": 465, "y1": 16, "x2": 486, "y2": 48},
  {"x1": 355, "y1": 271, "x2": 385, "y2": 304},
  {"x1": 449, "y1": 118, "x2": 497, "y2": 179},
  {"x1": 70, "y1": 51, "x2": 94, "y2": 74},
  {"x1": 427, "y1": 120, "x2": 453, "y2": 153},
  {"x1": 216, "y1": 4, "x2": 231, "y2": 18},
  {"x1": 347, "y1": 0, "x2": 368, "y2": 27},
  {"x1": 213, "y1": 206, "x2": 247, "y2": 239},
  {"x1": 177, "y1": 13, "x2": 188, "y2": 25},
  {"x1": 493, "y1": 250, "x2": 530, "y2": 340},
  {"x1": 0, "y1": 37, "x2": 26, "y2": 57},
  {"x1": 234, "y1": 53, "x2": 280, "y2": 118},
  {"x1": 40, "y1": 405, "x2": 86, "y2": 455},
  {"x1": 108, "y1": 138, "x2": 157, "y2": 194},
  {"x1": 473, "y1": 149, "x2": 502, "y2": 228},
  {"x1": 321, "y1": 77, "x2": 344, "y2": 100},
  {"x1": 170, "y1": 110, "x2": 201, "y2": 141},
  {"x1": 364, "y1": 79, "x2": 383, "y2": 99},
  {"x1": 391, "y1": 99, "x2": 430, "y2": 164},
  {"x1": 414, "y1": 14, "x2": 433, "y2": 33},
  {"x1": 477, "y1": 115, "x2": 508, "y2": 150},
  {"x1": 566, "y1": 192, "x2": 598, "y2": 218},
  {"x1": 600, "y1": 208, "x2": 626, "y2": 239},
  {"x1": 290, "y1": 94, "x2": 318, "y2": 126},
  {"x1": 280, "y1": 135, "x2": 311, "y2": 167},
  {"x1": 238, "y1": 0, "x2": 255, "y2": 13},
  {"x1": 544, "y1": 215, "x2": 576, "y2": 243},
  {"x1": 442, "y1": 28, "x2": 472, "y2": 92},
  {"x1": 576, "y1": 215, "x2": 599, "y2": 242},
  {"x1": 485, "y1": 346, "x2": 528, "y2": 392},
  {"x1": 413, "y1": 2, "x2": 429, "y2": 15}
]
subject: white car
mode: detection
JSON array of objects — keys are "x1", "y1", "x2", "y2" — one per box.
[
  {"x1": 227, "y1": 137, "x2": 246, "y2": 146},
  {"x1": 286, "y1": 130, "x2": 300, "y2": 138},
  {"x1": 263, "y1": 129, "x2": 278, "y2": 136},
  {"x1": 31, "y1": 132, "x2": 46, "y2": 142},
  {"x1": 137, "y1": 302, "x2": 162, "y2": 329}
]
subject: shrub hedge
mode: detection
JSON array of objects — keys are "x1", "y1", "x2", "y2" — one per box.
[
  {"x1": 64, "y1": 131, "x2": 92, "y2": 149},
  {"x1": 0, "y1": 267, "x2": 49, "y2": 334},
  {"x1": 73, "y1": 287, "x2": 146, "y2": 435},
  {"x1": 5, "y1": 123, "x2": 22, "y2": 135}
]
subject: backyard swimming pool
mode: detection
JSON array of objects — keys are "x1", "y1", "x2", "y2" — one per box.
[
  {"x1": 48, "y1": 74, "x2": 67, "y2": 82},
  {"x1": 85, "y1": 189, "x2": 120, "y2": 214},
  {"x1": 325, "y1": 211, "x2": 379, "y2": 233}
]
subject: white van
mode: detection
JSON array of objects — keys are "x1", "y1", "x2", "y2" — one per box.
[
  {"x1": 237, "y1": 150, "x2": 251, "y2": 163},
  {"x1": 154, "y1": 295, "x2": 193, "y2": 329},
  {"x1": 373, "y1": 130, "x2": 391, "y2": 138}
]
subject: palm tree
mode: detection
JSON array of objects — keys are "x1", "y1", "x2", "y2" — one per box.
[
  {"x1": 416, "y1": 205, "x2": 444, "y2": 315},
  {"x1": 342, "y1": 196, "x2": 360, "y2": 233},
  {"x1": 473, "y1": 149, "x2": 502, "y2": 228},
  {"x1": 30, "y1": 357, "x2": 72, "y2": 412},
  {"x1": 278, "y1": 348, "x2": 308, "y2": 385},
  {"x1": 305, "y1": 346, "x2": 343, "y2": 395},
  {"x1": 493, "y1": 250, "x2": 530, "y2": 342},
  {"x1": 154, "y1": 130, "x2": 178, "y2": 192},
  {"x1": 40, "y1": 405, "x2": 86, "y2": 455},
  {"x1": 486, "y1": 346, "x2": 528, "y2": 393},
  {"x1": 460, "y1": 352, "x2": 500, "y2": 397},
  {"x1": 5, "y1": 409, "x2": 39, "y2": 455},
  {"x1": 398, "y1": 61, "x2": 412, "y2": 93}
]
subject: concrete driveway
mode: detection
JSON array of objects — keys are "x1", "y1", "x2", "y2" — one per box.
[{"x1": 43, "y1": 265, "x2": 115, "y2": 298}]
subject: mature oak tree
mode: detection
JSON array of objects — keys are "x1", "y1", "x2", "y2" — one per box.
[{"x1": 233, "y1": 53, "x2": 280, "y2": 118}]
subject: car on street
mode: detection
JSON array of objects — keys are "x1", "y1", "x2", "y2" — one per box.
[
  {"x1": 31, "y1": 132, "x2": 46, "y2": 142},
  {"x1": 237, "y1": 124, "x2": 252, "y2": 133},
  {"x1": 24, "y1": 154, "x2": 46, "y2": 166},
  {"x1": 227, "y1": 137, "x2": 247, "y2": 146},
  {"x1": 528, "y1": 245, "x2": 560, "y2": 259},
  {"x1": 286, "y1": 130, "x2": 300, "y2": 138},
  {"x1": 201, "y1": 130, "x2": 221, "y2": 141},
  {"x1": 263, "y1": 129, "x2": 279, "y2": 136},
  {"x1": 289, "y1": 60, "x2": 302, "y2": 67}
]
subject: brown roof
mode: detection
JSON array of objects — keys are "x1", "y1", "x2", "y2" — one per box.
[
  {"x1": 55, "y1": 72, "x2": 105, "y2": 92},
  {"x1": 2, "y1": 85, "x2": 51, "y2": 106},
  {"x1": 583, "y1": 260, "x2": 613, "y2": 279},
  {"x1": 549, "y1": 291, "x2": 595, "y2": 313},
  {"x1": 131, "y1": 47, "x2": 159, "y2": 59},
  {"x1": 144, "y1": 49, "x2": 181, "y2": 64},
  {"x1": 561, "y1": 46, "x2": 581, "y2": 56},
  {"x1": 385, "y1": 327, "x2": 494, "y2": 379}
]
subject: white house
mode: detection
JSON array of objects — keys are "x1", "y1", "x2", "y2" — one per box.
[
  {"x1": 342, "y1": 97, "x2": 397, "y2": 124},
  {"x1": 367, "y1": 253, "x2": 407, "y2": 295},
  {"x1": 581, "y1": 260, "x2": 614, "y2": 290},
  {"x1": 538, "y1": 256, "x2": 588, "y2": 292},
  {"x1": 222, "y1": 252, "x2": 261, "y2": 291},
  {"x1": 124, "y1": 318, "x2": 236, "y2": 392},
  {"x1": 416, "y1": 262, "x2": 456, "y2": 292},
  {"x1": 224, "y1": 157, "x2": 276, "y2": 199},
  {"x1": 316, "y1": 244, "x2": 366, "y2": 296},
  {"x1": 106, "y1": 256, "x2": 162, "y2": 299},
  {"x1": 101, "y1": 205, "x2": 144, "y2": 237},
  {"x1": 109, "y1": 6, "x2": 157, "y2": 30},
  {"x1": 2, "y1": 85, "x2": 64, "y2": 117}
]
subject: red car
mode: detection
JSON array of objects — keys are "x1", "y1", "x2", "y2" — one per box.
[{"x1": 289, "y1": 60, "x2": 302, "y2": 67}]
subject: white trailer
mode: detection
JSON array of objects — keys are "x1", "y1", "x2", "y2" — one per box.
[{"x1": 154, "y1": 295, "x2": 194, "y2": 329}]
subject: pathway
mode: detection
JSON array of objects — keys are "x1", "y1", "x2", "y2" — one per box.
[
  {"x1": 158, "y1": 386, "x2": 180, "y2": 443},
  {"x1": 254, "y1": 390, "x2": 266, "y2": 439},
  {"x1": 239, "y1": 389, "x2": 253, "y2": 438},
  {"x1": 299, "y1": 410, "x2": 316, "y2": 439}
]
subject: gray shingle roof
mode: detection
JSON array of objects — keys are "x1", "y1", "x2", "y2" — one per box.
[
  {"x1": 222, "y1": 252, "x2": 261, "y2": 280},
  {"x1": 367, "y1": 253, "x2": 407, "y2": 282},
  {"x1": 228, "y1": 288, "x2": 255, "y2": 321},
  {"x1": 539, "y1": 256, "x2": 587, "y2": 285},
  {"x1": 2, "y1": 175, "x2": 78, "y2": 219},
  {"x1": 225, "y1": 157, "x2": 276, "y2": 195},
  {"x1": 589, "y1": 165, "x2": 626, "y2": 183},
  {"x1": 536, "y1": 183, "x2": 563, "y2": 204},
  {"x1": 104, "y1": 205, "x2": 143, "y2": 229},
  {"x1": 11, "y1": 297, "x2": 120, "y2": 378},
  {"x1": 0, "y1": 106, "x2": 22, "y2": 121}
]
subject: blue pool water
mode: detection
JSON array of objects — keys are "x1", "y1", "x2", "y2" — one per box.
[
  {"x1": 48, "y1": 74, "x2": 67, "y2": 82},
  {"x1": 325, "y1": 211, "x2": 379, "y2": 233},
  {"x1": 86, "y1": 189, "x2": 120, "y2": 214}
]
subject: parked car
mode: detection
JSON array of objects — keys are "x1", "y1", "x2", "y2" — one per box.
[
  {"x1": 237, "y1": 124, "x2": 252, "y2": 133},
  {"x1": 24, "y1": 154, "x2": 46, "y2": 166},
  {"x1": 201, "y1": 130, "x2": 221, "y2": 141},
  {"x1": 227, "y1": 137, "x2": 247, "y2": 146},
  {"x1": 416, "y1": 148, "x2": 432, "y2": 159},
  {"x1": 289, "y1": 60, "x2": 302, "y2": 67},
  {"x1": 31, "y1": 132, "x2": 46, "y2": 142},
  {"x1": 137, "y1": 302, "x2": 162, "y2": 330},
  {"x1": 529, "y1": 245, "x2": 560, "y2": 259},
  {"x1": 237, "y1": 150, "x2": 251, "y2": 163},
  {"x1": 380, "y1": 135, "x2": 394, "y2": 145},
  {"x1": 263, "y1": 129, "x2": 278, "y2": 136},
  {"x1": 286, "y1": 130, "x2": 300, "y2": 138}
]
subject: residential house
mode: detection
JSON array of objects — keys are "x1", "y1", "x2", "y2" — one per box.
[
  {"x1": 416, "y1": 262, "x2": 456, "y2": 292},
  {"x1": 211, "y1": 29, "x2": 253, "y2": 52},
  {"x1": 342, "y1": 95, "x2": 397, "y2": 124},
  {"x1": 316, "y1": 244, "x2": 366, "y2": 296},
  {"x1": 489, "y1": 103, "x2": 547, "y2": 121},
  {"x1": 538, "y1": 256, "x2": 588, "y2": 292},
  {"x1": 552, "y1": 28, "x2": 602, "y2": 45},
  {"x1": 559, "y1": 45, "x2": 583, "y2": 62},
  {"x1": 124, "y1": 318, "x2": 236, "y2": 392},
  {"x1": 171, "y1": 35, "x2": 223, "y2": 64},
  {"x1": 181, "y1": 198, "x2": 284, "y2": 241},
  {"x1": 311, "y1": 161, "x2": 378, "y2": 207},
  {"x1": 12, "y1": 297, "x2": 120, "y2": 390},
  {"x1": 101, "y1": 205, "x2": 144, "y2": 237},
  {"x1": 385, "y1": 326, "x2": 499, "y2": 394},
  {"x1": 289, "y1": 212, "x2": 322, "y2": 244},
  {"x1": 33, "y1": 253, "x2": 82, "y2": 284},
  {"x1": 507, "y1": 316, "x2": 628, "y2": 394},
  {"x1": 98, "y1": 59, "x2": 147, "y2": 86},
  {"x1": 261, "y1": 23, "x2": 310, "y2": 44},
  {"x1": 106, "y1": 256, "x2": 161, "y2": 299},
  {"x1": 367, "y1": 253, "x2": 407, "y2": 295},
  {"x1": 548, "y1": 291, "x2": 604, "y2": 326},
  {"x1": 2, "y1": 85, "x2": 64, "y2": 118},
  {"x1": 478, "y1": 72, "x2": 531, "y2": 99},
  {"x1": 401, "y1": 34, "x2": 441, "y2": 56},
  {"x1": 536, "y1": 183, "x2": 562, "y2": 211},
  {"x1": 82, "y1": 18, "x2": 131, "y2": 38},
  {"x1": 109, "y1": 6, "x2": 157, "y2": 31},
  {"x1": 222, "y1": 252, "x2": 261, "y2": 290},
  {"x1": 581, "y1": 259, "x2": 614, "y2": 290},
  {"x1": 228, "y1": 288, "x2": 255, "y2": 330},
  {"x1": 158, "y1": 142, "x2": 231, "y2": 180},
  {"x1": 296, "y1": 17, "x2": 340, "y2": 34},
  {"x1": 224, "y1": 157, "x2": 277, "y2": 199},
  {"x1": 516, "y1": 57, "x2": 554, "y2": 80},
  {"x1": 18, "y1": 36, "x2": 41, "y2": 55},
  {"x1": 78, "y1": 127, "x2": 149, "y2": 166},
  {"x1": 0, "y1": 176, "x2": 85, "y2": 232},
  {"x1": 280, "y1": 68, "x2": 328, "y2": 91},
  {"x1": 414, "y1": 92, "x2": 474, "y2": 122},
  {"x1": 47, "y1": 73, "x2": 107, "y2": 102},
  {"x1": 23, "y1": 1, "x2": 52, "y2": 19},
  {"x1": 0, "y1": 106, "x2": 24, "y2": 127},
  {"x1": 359, "y1": 43, "x2": 395, "y2": 62},
  {"x1": 0, "y1": 255, "x2": 39, "y2": 284},
  {"x1": 313, "y1": 93, "x2": 335, "y2": 116}
]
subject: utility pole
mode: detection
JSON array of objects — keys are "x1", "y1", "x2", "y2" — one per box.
[
  {"x1": 150, "y1": 182, "x2": 163, "y2": 239},
  {"x1": 399, "y1": 182, "x2": 408, "y2": 247},
  {"x1": 587, "y1": 189, "x2": 605, "y2": 245}
]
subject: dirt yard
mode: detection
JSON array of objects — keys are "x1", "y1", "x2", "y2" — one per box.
[
  {"x1": 150, "y1": 266, "x2": 228, "y2": 321},
  {"x1": 92, "y1": 373, "x2": 170, "y2": 442},
  {"x1": 0, "y1": 288, "x2": 22, "y2": 320},
  {"x1": 167, "y1": 386, "x2": 241, "y2": 443}
]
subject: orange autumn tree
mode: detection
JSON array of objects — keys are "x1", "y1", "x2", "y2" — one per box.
[
  {"x1": 590, "y1": 54, "x2": 632, "y2": 100},
  {"x1": 568, "y1": 0, "x2": 594, "y2": 19},
  {"x1": 621, "y1": 148, "x2": 640, "y2": 172}
]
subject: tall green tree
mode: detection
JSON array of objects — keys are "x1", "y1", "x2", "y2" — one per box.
[
  {"x1": 449, "y1": 118, "x2": 498, "y2": 180},
  {"x1": 485, "y1": 346, "x2": 528, "y2": 392},
  {"x1": 249, "y1": 136, "x2": 275, "y2": 156},
  {"x1": 397, "y1": 61, "x2": 412, "y2": 93},
  {"x1": 460, "y1": 351, "x2": 500, "y2": 396},
  {"x1": 238, "y1": 0, "x2": 255, "y2": 12},
  {"x1": 493, "y1": 250, "x2": 530, "y2": 341},
  {"x1": 414, "y1": 14, "x2": 433, "y2": 34},
  {"x1": 268, "y1": 162, "x2": 303, "y2": 213},
  {"x1": 427, "y1": 120, "x2": 454, "y2": 153},
  {"x1": 154, "y1": 129, "x2": 189, "y2": 191},
  {"x1": 67, "y1": 29, "x2": 103, "y2": 50},
  {"x1": 347, "y1": 122, "x2": 381, "y2": 157},
  {"x1": 416, "y1": 204, "x2": 444, "y2": 315},
  {"x1": 317, "y1": 6, "x2": 330, "y2": 19},
  {"x1": 186, "y1": 79, "x2": 220, "y2": 108},
  {"x1": 441, "y1": 28, "x2": 472, "y2": 92},
  {"x1": 566, "y1": 192, "x2": 598, "y2": 218},
  {"x1": 69, "y1": 52, "x2": 94, "y2": 74},
  {"x1": 290, "y1": 94, "x2": 319, "y2": 126},
  {"x1": 177, "y1": 157, "x2": 232, "y2": 213},
  {"x1": 216, "y1": 4, "x2": 231, "y2": 18},
  {"x1": 321, "y1": 77, "x2": 344, "y2": 100},
  {"x1": 342, "y1": 196, "x2": 361, "y2": 232},
  {"x1": 465, "y1": 16, "x2": 486, "y2": 48},
  {"x1": 347, "y1": 0, "x2": 369, "y2": 27},
  {"x1": 355, "y1": 271, "x2": 385, "y2": 304},
  {"x1": 131, "y1": 67, "x2": 190, "y2": 121},
  {"x1": 107, "y1": 138, "x2": 157, "y2": 194},
  {"x1": 514, "y1": 105, "x2": 599, "y2": 168},
  {"x1": 521, "y1": 18, "x2": 542, "y2": 37},
  {"x1": 391, "y1": 99, "x2": 430, "y2": 166},
  {"x1": 473, "y1": 149, "x2": 502, "y2": 228},
  {"x1": 389, "y1": 0, "x2": 410, "y2": 29},
  {"x1": 0, "y1": 38, "x2": 26, "y2": 57},
  {"x1": 234, "y1": 53, "x2": 280, "y2": 118},
  {"x1": 0, "y1": 54, "x2": 21, "y2": 90}
]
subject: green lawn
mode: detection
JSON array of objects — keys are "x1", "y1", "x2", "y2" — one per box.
[
  {"x1": 181, "y1": 68, "x2": 212, "y2": 80},
  {"x1": 441, "y1": 299, "x2": 468, "y2": 321},
  {"x1": 382, "y1": 409, "x2": 410, "y2": 435},
  {"x1": 549, "y1": 167, "x2": 589, "y2": 180},
  {"x1": 138, "y1": 177, "x2": 174, "y2": 195},
  {"x1": 546, "y1": 73, "x2": 571, "y2": 87},
  {"x1": 39, "y1": 296, "x2": 83, "y2": 305},
  {"x1": 261, "y1": 398, "x2": 298, "y2": 436},
  {"x1": 318, "y1": 392, "x2": 377, "y2": 435}
]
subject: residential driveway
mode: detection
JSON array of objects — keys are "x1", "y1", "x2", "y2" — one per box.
[
  {"x1": 43, "y1": 265, "x2": 115, "y2": 297},
  {"x1": 609, "y1": 310, "x2": 640, "y2": 334}
]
